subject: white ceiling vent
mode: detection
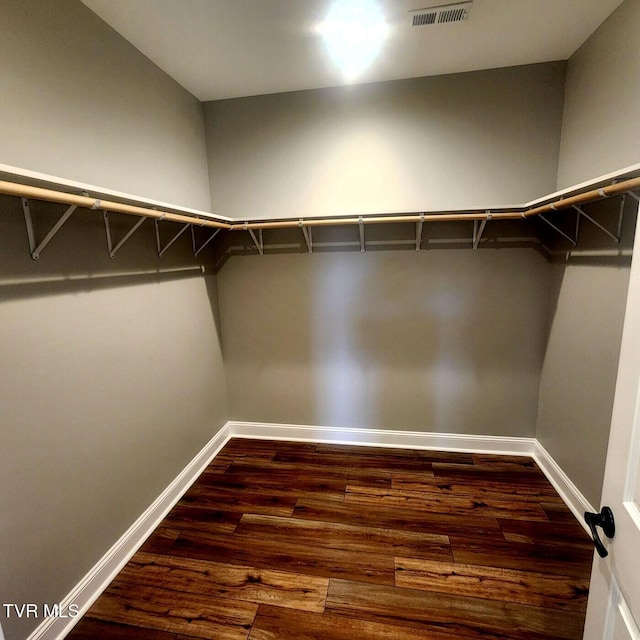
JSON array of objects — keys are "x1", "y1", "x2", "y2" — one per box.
[{"x1": 409, "y1": 2, "x2": 472, "y2": 27}]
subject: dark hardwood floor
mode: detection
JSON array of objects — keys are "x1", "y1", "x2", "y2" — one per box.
[{"x1": 66, "y1": 438, "x2": 594, "y2": 640}]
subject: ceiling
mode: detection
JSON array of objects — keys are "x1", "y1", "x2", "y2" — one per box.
[{"x1": 81, "y1": 0, "x2": 624, "y2": 102}]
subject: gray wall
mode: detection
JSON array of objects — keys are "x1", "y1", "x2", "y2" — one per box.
[
  {"x1": 204, "y1": 63, "x2": 566, "y2": 220},
  {"x1": 535, "y1": 199, "x2": 637, "y2": 509},
  {"x1": 218, "y1": 249, "x2": 551, "y2": 436},
  {"x1": 0, "y1": 0, "x2": 212, "y2": 211},
  {"x1": 536, "y1": 262, "x2": 630, "y2": 508},
  {"x1": 0, "y1": 197, "x2": 227, "y2": 640},
  {"x1": 539, "y1": 0, "x2": 640, "y2": 507},
  {"x1": 557, "y1": 0, "x2": 640, "y2": 188}
]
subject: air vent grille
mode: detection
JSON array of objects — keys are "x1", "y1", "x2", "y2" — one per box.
[
  {"x1": 412, "y1": 11, "x2": 437, "y2": 26},
  {"x1": 409, "y1": 2, "x2": 472, "y2": 27},
  {"x1": 438, "y1": 6, "x2": 467, "y2": 23}
]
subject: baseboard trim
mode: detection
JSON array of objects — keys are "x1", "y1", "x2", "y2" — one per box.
[
  {"x1": 27, "y1": 426, "x2": 230, "y2": 640},
  {"x1": 533, "y1": 441, "x2": 595, "y2": 534},
  {"x1": 31, "y1": 421, "x2": 594, "y2": 639},
  {"x1": 226, "y1": 421, "x2": 537, "y2": 456}
]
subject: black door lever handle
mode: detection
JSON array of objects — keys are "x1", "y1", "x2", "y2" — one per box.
[{"x1": 584, "y1": 506, "x2": 615, "y2": 558}]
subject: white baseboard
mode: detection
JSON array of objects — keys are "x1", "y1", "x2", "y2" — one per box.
[
  {"x1": 29, "y1": 420, "x2": 593, "y2": 640},
  {"x1": 27, "y1": 426, "x2": 230, "y2": 640},
  {"x1": 533, "y1": 441, "x2": 595, "y2": 533},
  {"x1": 226, "y1": 421, "x2": 537, "y2": 456}
]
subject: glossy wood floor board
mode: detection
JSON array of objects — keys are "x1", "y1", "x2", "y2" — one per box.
[
  {"x1": 84, "y1": 580, "x2": 257, "y2": 640},
  {"x1": 293, "y1": 496, "x2": 506, "y2": 538},
  {"x1": 65, "y1": 618, "x2": 200, "y2": 640},
  {"x1": 166, "y1": 528, "x2": 396, "y2": 585},
  {"x1": 117, "y1": 552, "x2": 329, "y2": 613},
  {"x1": 470, "y1": 453, "x2": 539, "y2": 468},
  {"x1": 228, "y1": 458, "x2": 397, "y2": 484},
  {"x1": 163, "y1": 504, "x2": 242, "y2": 535},
  {"x1": 67, "y1": 438, "x2": 593, "y2": 640},
  {"x1": 498, "y1": 518, "x2": 593, "y2": 547},
  {"x1": 450, "y1": 535, "x2": 594, "y2": 578},
  {"x1": 273, "y1": 450, "x2": 437, "y2": 474},
  {"x1": 178, "y1": 485, "x2": 297, "y2": 517},
  {"x1": 248, "y1": 604, "x2": 469, "y2": 640},
  {"x1": 197, "y1": 470, "x2": 348, "y2": 501},
  {"x1": 542, "y1": 501, "x2": 585, "y2": 523},
  {"x1": 430, "y1": 466, "x2": 560, "y2": 483},
  {"x1": 395, "y1": 557, "x2": 589, "y2": 611},
  {"x1": 315, "y1": 443, "x2": 478, "y2": 464},
  {"x1": 138, "y1": 527, "x2": 182, "y2": 555},
  {"x1": 391, "y1": 473, "x2": 564, "y2": 501},
  {"x1": 326, "y1": 578, "x2": 586, "y2": 640},
  {"x1": 345, "y1": 484, "x2": 550, "y2": 521},
  {"x1": 235, "y1": 513, "x2": 453, "y2": 561}
]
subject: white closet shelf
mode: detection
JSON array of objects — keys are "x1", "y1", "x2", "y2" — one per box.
[{"x1": 1, "y1": 162, "x2": 639, "y2": 257}]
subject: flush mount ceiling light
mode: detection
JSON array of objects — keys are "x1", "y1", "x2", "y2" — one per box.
[{"x1": 318, "y1": 0, "x2": 389, "y2": 81}]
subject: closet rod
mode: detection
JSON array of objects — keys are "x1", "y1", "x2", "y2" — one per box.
[
  {"x1": 523, "y1": 177, "x2": 640, "y2": 217},
  {"x1": 232, "y1": 175, "x2": 640, "y2": 231},
  {"x1": 2, "y1": 174, "x2": 639, "y2": 233},
  {"x1": 0, "y1": 181, "x2": 232, "y2": 230}
]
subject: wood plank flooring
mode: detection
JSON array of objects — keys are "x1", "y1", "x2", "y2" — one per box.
[{"x1": 67, "y1": 438, "x2": 594, "y2": 640}]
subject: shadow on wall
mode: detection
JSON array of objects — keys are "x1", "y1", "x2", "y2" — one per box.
[
  {"x1": 0, "y1": 194, "x2": 219, "y2": 302},
  {"x1": 307, "y1": 250, "x2": 550, "y2": 436},
  {"x1": 536, "y1": 198, "x2": 638, "y2": 508},
  {"x1": 204, "y1": 270, "x2": 224, "y2": 349},
  {"x1": 540, "y1": 195, "x2": 637, "y2": 268},
  {"x1": 0, "y1": 193, "x2": 227, "y2": 640}
]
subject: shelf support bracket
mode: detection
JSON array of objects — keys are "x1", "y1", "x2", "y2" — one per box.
[
  {"x1": 473, "y1": 212, "x2": 491, "y2": 250},
  {"x1": 155, "y1": 220, "x2": 190, "y2": 257},
  {"x1": 300, "y1": 219, "x2": 312, "y2": 254},
  {"x1": 617, "y1": 194, "x2": 626, "y2": 241},
  {"x1": 573, "y1": 202, "x2": 621, "y2": 244},
  {"x1": 627, "y1": 190, "x2": 640, "y2": 205},
  {"x1": 416, "y1": 213, "x2": 424, "y2": 251},
  {"x1": 104, "y1": 212, "x2": 146, "y2": 258},
  {"x1": 21, "y1": 197, "x2": 77, "y2": 260},
  {"x1": 539, "y1": 213, "x2": 578, "y2": 247},
  {"x1": 191, "y1": 226, "x2": 221, "y2": 257},
  {"x1": 21, "y1": 198, "x2": 36, "y2": 256},
  {"x1": 246, "y1": 225, "x2": 263, "y2": 255},
  {"x1": 359, "y1": 216, "x2": 365, "y2": 253}
]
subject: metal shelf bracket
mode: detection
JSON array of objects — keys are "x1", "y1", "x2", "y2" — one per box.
[
  {"x1": 246, "y1": 224, "x2": 263, "y2": 255},
  {"x1": 573, "y1": 198, "x2": 623, "y2": 244},
  {"x1": 299, "y1": 219, "x2": 313, "y2": 254},
  {"x1": 192, "y1": 226, "x2": 221, "y2": 257},
  {"x1": 538, "y1": 212, "x2": 578, "y2": 247},
  {"x1": 473, "y1": 212, "x2": 492, "y2": 250},
  {"x1": 155, "y1": 220, "x2": 191, "y2": 257},
  {"x1": 104, "y1": 212, "x2": 147, "y2": 258},
  {"x1": 416, "y1": 213, "x2": 424, "y2": 251},
  {"x1": 22, "y1": 197, "x2": 77, "y2": 260},
  {"x1": 359, "y1": 216, "x2": 365, "y2": 253}
]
